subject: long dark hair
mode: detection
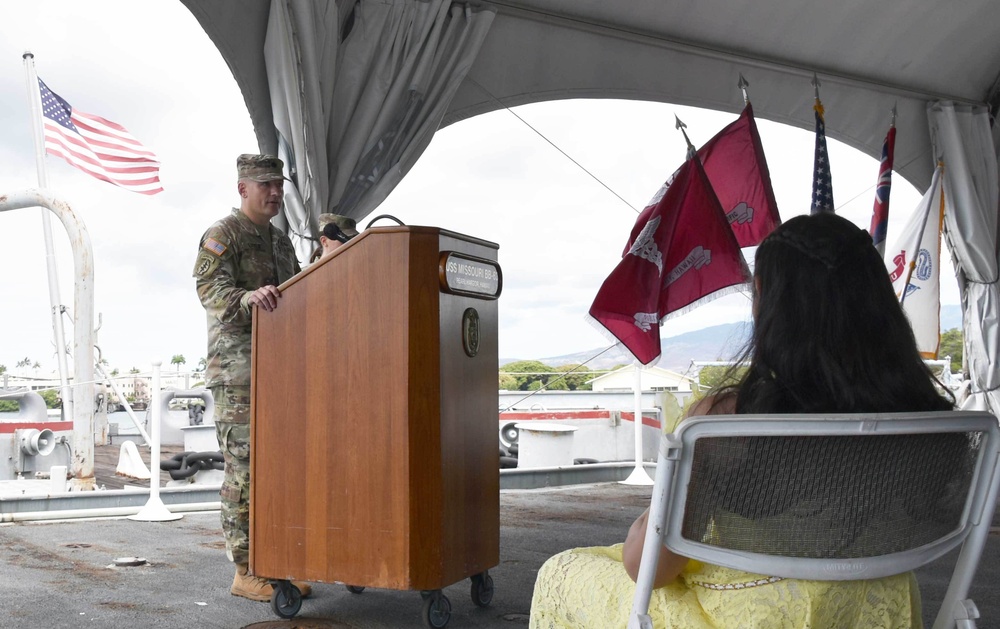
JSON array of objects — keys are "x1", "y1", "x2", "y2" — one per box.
[
  {"x1": 722, "y1": 212, "x2": 952, "y2": 414},
  {"x1": 692, "y1": 214, "x2": 963, "y2": 543}
]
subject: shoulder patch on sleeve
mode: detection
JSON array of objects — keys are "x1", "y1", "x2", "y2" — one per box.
[
  {"x1": 193, "y1": 251, "x2": 222, "y2": 278},
  {"x1": 203, "y1": 237, "x2": 227, "y2": 256}
]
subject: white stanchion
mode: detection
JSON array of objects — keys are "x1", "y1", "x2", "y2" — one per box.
[
  {"x1": 129, "y1": 361, "x2": 182, "y2": 522},
  {"x1": 621, "y1": 365, "x2": 654, "y2": 485}
]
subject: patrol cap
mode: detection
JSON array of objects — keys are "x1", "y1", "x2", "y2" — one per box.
[
  {"x1": 236, "y1": 154, "x2": 287, "y2": 182},
  {"x1": 318, "y1": 213, "x2": 359, "y2": 238}
]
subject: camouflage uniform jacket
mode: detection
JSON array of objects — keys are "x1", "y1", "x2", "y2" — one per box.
[{"x1": 193, "y1": 208, "x2": 300, "y2": 388}]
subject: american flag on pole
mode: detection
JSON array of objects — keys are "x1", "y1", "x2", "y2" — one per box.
[
  {"x1": 38, "y1": 78, "x2": 163, "y2": 195},
  {"x1": 590, "y1": 154, "x2": 751, "y2": 365},
  {"x1": 697, "y1": 103, "x2": 781, "y2": 247},
  {"x1": 869, "y1": 125, "x2": 896, "y2": 256},
  {"x1": 810, "y1": 99, "x2": 834, "y2": 213}
]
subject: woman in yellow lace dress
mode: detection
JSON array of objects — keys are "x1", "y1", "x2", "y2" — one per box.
[{"x1": 530, "y1": 213, "x2": 953, "y2": 628}]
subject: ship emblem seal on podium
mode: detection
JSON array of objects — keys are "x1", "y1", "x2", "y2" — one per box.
[{"x1": 462, "y1": 308, "x2": 480, "y2": 357}]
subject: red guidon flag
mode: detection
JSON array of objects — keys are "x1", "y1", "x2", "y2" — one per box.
[
  {"x1": 697, "y1": 103, "x2": 781, "y2": 247},
  {"x1": 589, "y1": 155, "x2": 751, "y2": 365}
]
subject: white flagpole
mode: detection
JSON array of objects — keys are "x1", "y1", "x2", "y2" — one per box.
[
  {"x1": 621, "y1": 363, "x2": 654, "y2": 485},
  {"x1": 22, "y1": 51, "x2": 73, "y2": 421}
]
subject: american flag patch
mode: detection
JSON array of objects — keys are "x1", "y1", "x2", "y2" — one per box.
[{"x1": 203, "y1": 238, "x2": 227, "y2": 256}]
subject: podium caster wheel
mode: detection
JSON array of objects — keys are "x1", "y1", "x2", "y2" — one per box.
[
  {"x1": 270, "y1": 580, "x2": 302, "y2": 619},
  {"x1": 346, "y1": 585, "x2": 365, "y2": 594},
  {"x1": 422, "y1": 590, "x2": 451, "y2": 628},
  {"x1": 470, "y1": 571, "x2": 494, "y2": 607}
]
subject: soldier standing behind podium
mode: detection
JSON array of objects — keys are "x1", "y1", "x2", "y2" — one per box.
[{"x1": 193, "y1": 154, "x2": 311, "y2": 602}]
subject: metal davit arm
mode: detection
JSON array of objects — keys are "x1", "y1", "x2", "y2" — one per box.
[{"x1": 0, "y1": 188, "x2": 96, "y2": 490}]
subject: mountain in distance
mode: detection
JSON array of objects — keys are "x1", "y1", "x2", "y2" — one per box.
[
  {"x1": 501, "y1": 304, "x2": 965, "y2": 375},
  {"x1": 503, "y1": 322, "x2": 752, "y2": 374}
]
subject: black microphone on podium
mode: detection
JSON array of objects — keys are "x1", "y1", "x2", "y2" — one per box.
[{"x1": 323, "y1": 222, "x2": 353, "y2": 244}]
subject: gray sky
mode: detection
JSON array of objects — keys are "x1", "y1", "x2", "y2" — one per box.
[{"x1": 0, "y1": 0, "x2": 957, "y2": 375}]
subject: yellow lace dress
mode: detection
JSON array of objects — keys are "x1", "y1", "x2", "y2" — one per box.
[{"x1": 529, "y1": 544, "x2": 922, "y2": 628}]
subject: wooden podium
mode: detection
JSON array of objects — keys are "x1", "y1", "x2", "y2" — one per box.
[{"x1": 249, "y1": 226, "x2": 500, "y2": 593}]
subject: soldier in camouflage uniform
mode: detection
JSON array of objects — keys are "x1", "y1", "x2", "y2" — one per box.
[{"x1": 193, "y1": 154, "x2": 310, "y2": 602}]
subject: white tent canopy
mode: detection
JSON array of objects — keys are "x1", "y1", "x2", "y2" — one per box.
[{"x1": 180, "y1": 0, "x2": 1000, "y2": 411}]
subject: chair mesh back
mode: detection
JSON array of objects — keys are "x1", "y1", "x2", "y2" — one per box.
[{"x1": 680, "y1": 431, "x2": 982, "y2": 559}]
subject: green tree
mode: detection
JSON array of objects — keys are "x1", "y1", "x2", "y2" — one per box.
[
  {"x1": 0, "y1": 364, "x2": 6, "y2": 375},
  {"x1": 39, "y1": 389, "x2": 59, "y2": 409},
  {"x1": 500, "y1": 360, "x2": 554, "y2": 391},
  {"x1": 498, "y1": 373, "x2": 517, "y2": 390},
  {"x1": 171, "y1": 354, "x2": 186, "y2": 372},
  {"x1": 544, "y1": 376, "x2": 569, "y2": 391},
  {"x1": 129, "y1": 367, "x2": 140, "y2": 374},
  {"x1": 196, "y1": 356, "x2": 207, "y2": 372},
  {"x1": 110, "y1": 368, "x2": 120, "y2": 377},
  {"x1": 555, "y1": 364, "x2": 593, "y2": 391},
  {"x1": 939, "y1": 328, "x2": 963, "y2": 374},
  {"x1": 697, "y1": 365, "x2": 747, "y2": 391}
]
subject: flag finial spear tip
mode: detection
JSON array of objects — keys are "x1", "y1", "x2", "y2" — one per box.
[
  {"x1": 738, "y1": 73, "x2": 750, "y2": 105},
  {"x1": 674, "y1": 114, "x2": 695, "y2": 157},
  {"x1": 811, "y1": 72, "x2": 821, "y2": 100},
  {"x1": 891, "y1": 103, "x2": 897, "y2": 127}
]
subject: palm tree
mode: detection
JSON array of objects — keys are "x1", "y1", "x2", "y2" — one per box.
[{"x1": 171, "y1": 354, "x2": 186, "y2": 372}]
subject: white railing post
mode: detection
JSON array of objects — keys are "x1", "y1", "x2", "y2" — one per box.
[
  {"x1": 622, "y1": 365, "x2": 654, "y2": 485},
  {"x1": 129, "y1": 362, "x2": 181, "y2": 522}
]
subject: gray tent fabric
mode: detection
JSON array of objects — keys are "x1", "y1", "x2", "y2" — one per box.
[
  {"x1": 264, "y1": 0, "x2": 338, "y2": 258},
  {"x1": 181, "y1": 0, "x2": 1000, "y2": 197},
  {"x1": 263, "y1": 0, "x2": 494, "y2": 258},
  {"x1": 928, "y1": 102, "x2": 1000, "y2": 412}
]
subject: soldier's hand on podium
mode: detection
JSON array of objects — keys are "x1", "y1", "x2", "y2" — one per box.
[{"x1": 248, "y1": 285, "x2": 282, "y2": 312}]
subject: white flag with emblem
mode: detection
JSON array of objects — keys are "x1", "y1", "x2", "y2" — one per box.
[{"x1": 885, "y1": 163, "x2": 944, "y2": 358}]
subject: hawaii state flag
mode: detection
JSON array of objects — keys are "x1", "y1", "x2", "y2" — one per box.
[
  {"x1": 886, "y1": 162, "x2": 944, "y2": 358},
  {"x1": 697, "y1": 104, "x2": 781, "y2": 247},
  {"x1": 590, "y1": 155, "x2": 751, "y2": 365},
  {"x1": 869, "y1": 125, "x2": 896, "y2": 256},
  {"x1": 38, "y1": 78, "x2": 163, "y2": 195}
]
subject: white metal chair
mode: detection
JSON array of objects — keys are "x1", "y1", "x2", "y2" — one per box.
[{"x1": 628, "y1": 411, "x2": 1000, "y2": 629}]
